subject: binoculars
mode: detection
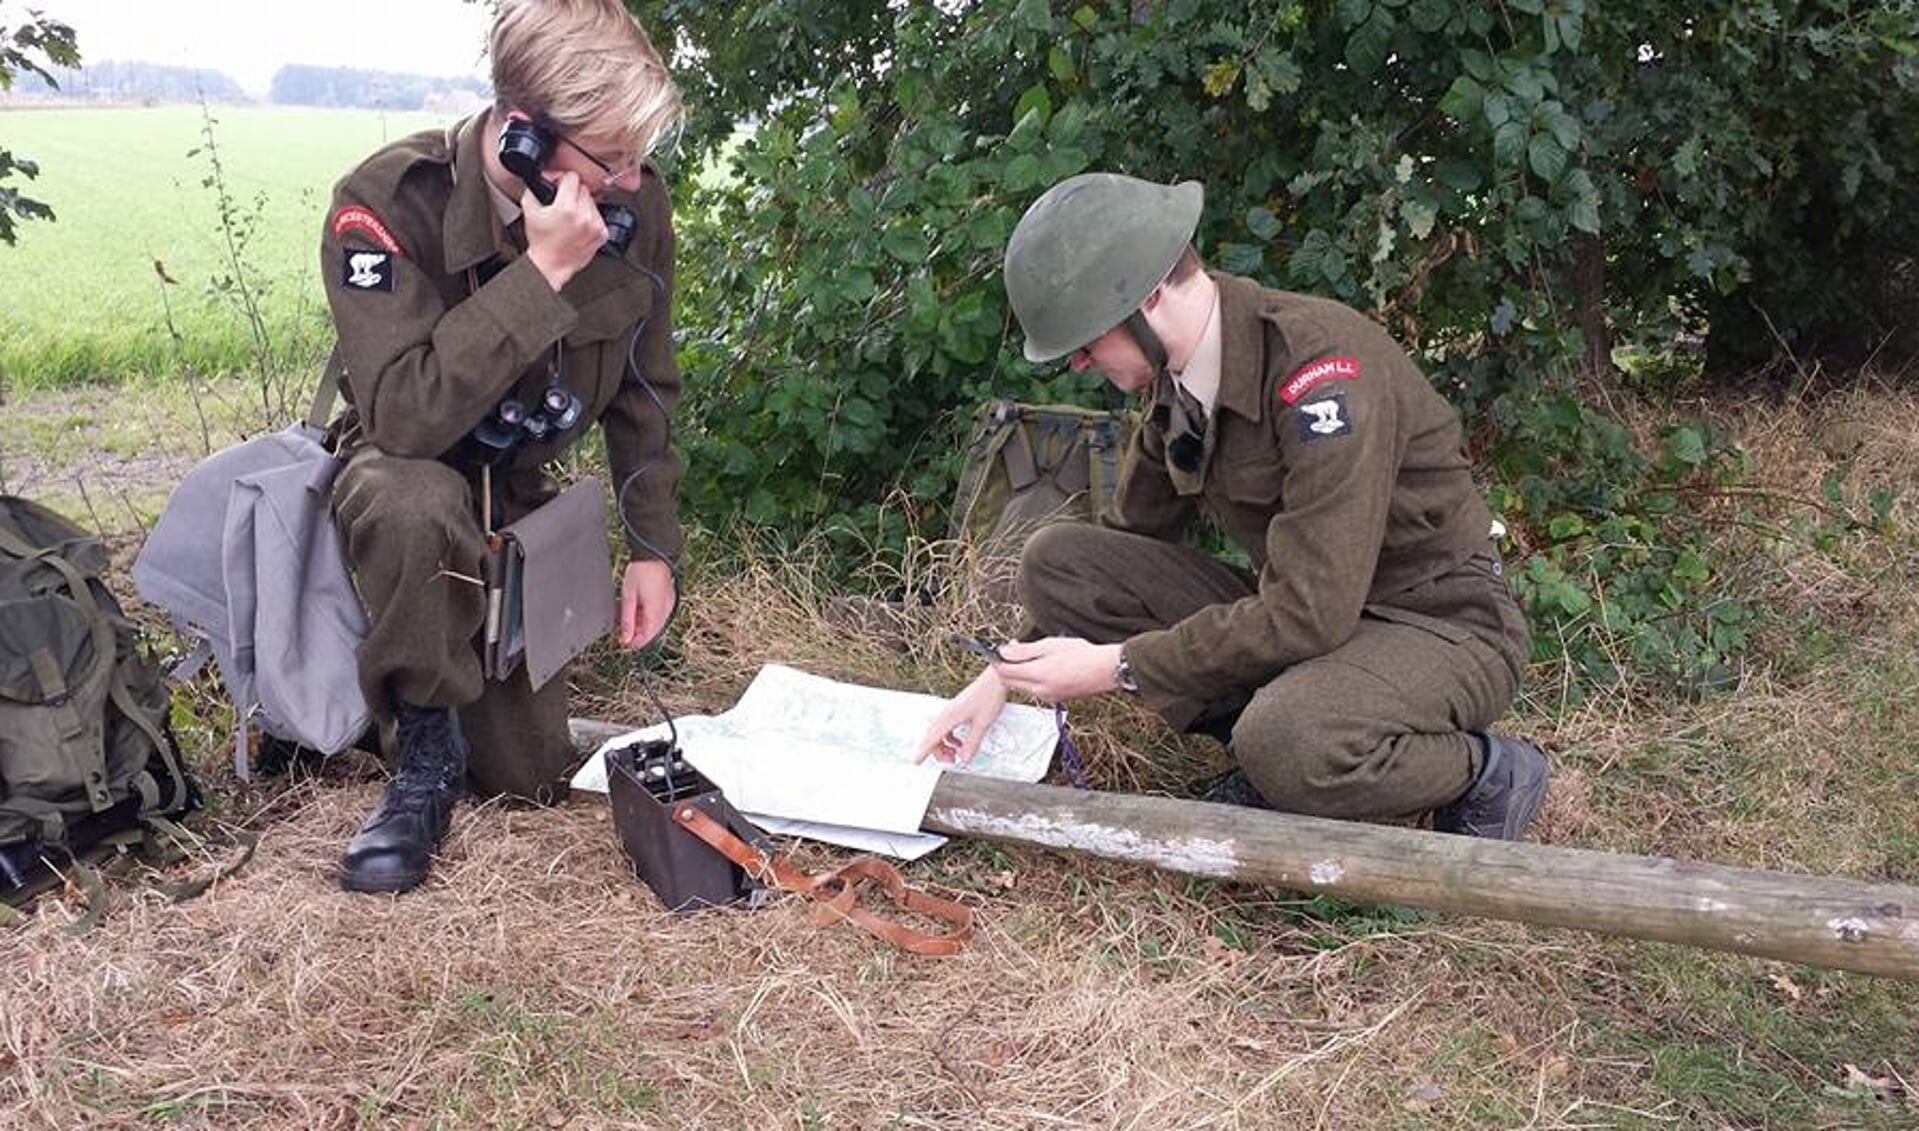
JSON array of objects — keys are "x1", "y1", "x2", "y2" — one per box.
[{"x1": 467, "y1": 385, "x2": 584, "y2": 466}]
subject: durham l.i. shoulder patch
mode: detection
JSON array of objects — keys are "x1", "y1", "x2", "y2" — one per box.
[
  {"x1": 1296, "y1": 391, "x2": 1354, "y2": 442},
  {"x1": 1278, "y1": 354, "x2": 1361, "y2": 405},
  {"x1": 341, "y1": 249, "x2": 395, "y2": 292}
]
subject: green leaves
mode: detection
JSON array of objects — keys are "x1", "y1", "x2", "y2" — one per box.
[
  {"x1": 0, "y1": 12, "x2": 79, "y2": 91},
  {"x1": 1566, "y1": 169, "x2": 1600, "y2": 234},
  {"x1": 645, "y1": 0, "x2": 1919, "y2": 664},
  {"x1": 1012, "y1": 0, "x2": 1052, "y2": 32},
  {"x1": 0, "y1": 12, "x2": 78, "y2": 246},
  {"x1": 1003, "y1": 153, "x2": 1045, "y2": 192},
  {"x1": 1399, "y1": 199, "x2": 1437, "y2": 239},
  {"x1": 880, "y1": 228, "x2": 928, "y2": 265},
  {"x1": 1527, "y1": 132, "x2": 1568, "y2": 182},
  {"x1": 1202, "y1": 59, "x2": 1241, "y2": 98},
  {"x1": 1047, "y1": 45, "x2": 1077, "y2": 84},
  {"x1": 1664, "y1": 425, "x2": 1709, "y2": 469},
  {"x1": 1342, "y1": 2, "x2": 1397, "y2": 75},
  {"x1": 1438, "y1": 76, "x2": 1484, "y2": 122}
]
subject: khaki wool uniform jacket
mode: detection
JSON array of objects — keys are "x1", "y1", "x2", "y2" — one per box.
[
  {"x1": 1020, "y1": 273, "x2": 1528, "y2": 817},
  {"x1": 319, "y1": 113, "x2": 681, "y2": 798},
  {"x1": 1116, "y1": 272, "x2": 1497, "y2": 698}
]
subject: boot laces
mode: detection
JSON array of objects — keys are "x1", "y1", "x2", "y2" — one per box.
[{"x1": 386, "y1": 707, "x2": 466, "y2": 811}]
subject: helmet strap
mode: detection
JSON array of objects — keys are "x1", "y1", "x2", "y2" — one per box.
[
  {"x1": 1123, "y1": 310, "x2": 1170, "y2": 381},
  {"x1": 1128, "y1": 310, "x2": 1206, "y2": 473}
]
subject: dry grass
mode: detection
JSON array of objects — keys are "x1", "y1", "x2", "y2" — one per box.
[
  {"x1": 0, "y1": 783, "x2": 1699, "y2": 1131},
  {"x1": 6, "y1": 387, "x2": 1919, "y2": 1128}
]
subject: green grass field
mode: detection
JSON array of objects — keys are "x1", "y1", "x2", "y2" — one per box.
[{"x1": 0, "y1": 104, "x2": 465, "y2": 389}]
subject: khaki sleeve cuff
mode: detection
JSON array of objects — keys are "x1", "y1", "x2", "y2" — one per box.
[{"x1": 1118, "y1": 627, "x2": 1205, "y2": 732}]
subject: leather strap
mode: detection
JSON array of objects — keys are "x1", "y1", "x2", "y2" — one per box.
[
  {"x1": 671, "y1": 804, "x2": 974, "y2": 957},
  {"x1": 306, "y1": 345, "x2": 345, "y2": 432}
]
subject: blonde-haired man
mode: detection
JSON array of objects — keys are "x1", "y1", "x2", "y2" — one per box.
[{"x1": 321, "y1": 0, "x2": 685, "y2": 893}]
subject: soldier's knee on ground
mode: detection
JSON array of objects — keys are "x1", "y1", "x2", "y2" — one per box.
[
  {"x1": 1018, "y1": 521, "x2": 1102, "y2": 586},
  {"x1": 1230, "y1": 695, "x2": 1380, "y2": 819},
  {"x1": 335, "y1": 453, "x2": 474, "y2": 541}
]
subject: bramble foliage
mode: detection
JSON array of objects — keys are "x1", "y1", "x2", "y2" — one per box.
[
  {"x1": 633, "y1": 0, "x2": 1918, "y2": 694},
  {"x1": 186, "y1": 102, "x2": 287, "y2": 418},
  {"x1": 1492, "y1": 400, "x2": 1754, "y2": 692},
  {"x1": 0, "y1": 11, "x2": 79, "y2": 245}
]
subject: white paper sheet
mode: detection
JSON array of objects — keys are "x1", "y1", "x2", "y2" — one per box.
[{"x1": 572, "y1": 663, "x2": 1059, "y2": 860}]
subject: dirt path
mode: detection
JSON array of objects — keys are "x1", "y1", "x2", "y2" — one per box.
[{"x1": 0, "y1": 380, "x2": 272, "y2": 524}]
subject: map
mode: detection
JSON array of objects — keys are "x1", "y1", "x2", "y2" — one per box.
[{"x1": 572, "y1": 663, "x2": 1062, "y2": 859}]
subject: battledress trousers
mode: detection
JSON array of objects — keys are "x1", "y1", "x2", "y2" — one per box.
[
  {"x1": 1020, "y1": 273, "x2": 1529, "y2": 819},
  {"x1": 320, "y1": 113, "x2": 684, "y2": 799}
]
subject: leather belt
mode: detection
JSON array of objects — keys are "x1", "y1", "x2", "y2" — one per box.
[{"x1": 671, "y1": 804, "x2": 974, "y2": 957}]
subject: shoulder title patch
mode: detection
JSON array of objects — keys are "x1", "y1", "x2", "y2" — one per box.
[
  {"x1": 331, "y1": 205, "x2": 403, "y2": 255},
  {"x1": 1279, "y1": 355, "x2": 1361, "y2": 405}
]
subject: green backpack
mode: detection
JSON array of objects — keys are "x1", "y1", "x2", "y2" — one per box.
[
  {"x1": 0, "y1": 495, "x2": 198, "y2": 906},
  {"x1": 948, "y1": 399, "x2": 1132, "y2": 604}
]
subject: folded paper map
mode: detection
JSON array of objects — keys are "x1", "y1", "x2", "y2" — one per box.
[{"x1": 571, "y1": 663, "x2": 1061, "y2": 859}]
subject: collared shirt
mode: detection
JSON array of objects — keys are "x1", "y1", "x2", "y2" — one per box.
[
  {"x1": 484, "y1": 173, "x2": 522, "y2": 228},
  {"x1": 1171, "y1": 284, "x2": 1222, "y2": 416}
]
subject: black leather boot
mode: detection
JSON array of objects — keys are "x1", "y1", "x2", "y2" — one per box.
[
  {"x1": 1192, "y1": 767, "x2": 1275, "y2": 809},
  {"x1": 1434, "y1": 732, "x2": 1550, "y2": 840},
  {"x1": 339, "y1": 704, "x2": 469, "y2": 893}
]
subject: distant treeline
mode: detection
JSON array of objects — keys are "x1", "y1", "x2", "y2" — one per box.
[
  {"x1": 10, "y1": 61, "x2": 488, "y2": 110},
  {"x1": 12, "y1": 60, "x2": 245, "y2": 103},
  {"x1": 269, "y1": 65, "x2": 489, "y2": 111}
]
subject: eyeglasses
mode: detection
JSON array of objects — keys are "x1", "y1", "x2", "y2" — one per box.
[{"x1": 560, "y1": 134, "x2": 642, "y2": 191}]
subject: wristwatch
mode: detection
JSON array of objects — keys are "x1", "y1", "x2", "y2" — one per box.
[{"x1": 1114, "y1": 648, "x2": 1141, "y2": 694}]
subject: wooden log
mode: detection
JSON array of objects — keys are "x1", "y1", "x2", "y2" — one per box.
[{"x1": 570, "y1": 718, "x2": 1919, "y2": 981}]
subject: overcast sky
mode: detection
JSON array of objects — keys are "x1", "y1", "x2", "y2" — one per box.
[{"x1": 33, "y1": 0, "x2": 496, "y2": 96}]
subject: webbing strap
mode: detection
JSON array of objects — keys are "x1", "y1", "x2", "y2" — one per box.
[
  {"x1": 949, "y1": 405, "x2": 1021, "y2": 540},
  {"x1": 1084, "y1": 417, "x2": 1124, "y2": 518},
  {"x1": 105, "y1": 667, "x2": 189, "y2": 815},
  {"x1": 1124, "y1": 310, "x2": 1171, "y2": 380},
  {"x1": 306, "y1": 345, "x2": 345, "y2": 432},
  {"x1": 27, "y1": 649, "x2": 72, "y2": 719},
  {"x1": 146, "y1": 819, "x2": 258, "y2": 902},
  {"x1": 671, "y1": 805, "x2": 974, "y2": 957},
  {"x1": 60, "y1": 858, "x2": 115, "y2": 936},
  {"x1": 0, "y1": 520, "x2": 44, "y2": 561},
  {"x1": 167, "y1": 638, "x2": 214, "y2": 683},
  {"x1": 1050, "y1": 445, "x2": 1091, "y2": 497},
  {"x1": 998, "y1": 419, "x2": 1041, "y2": 492},
  {"x1": 1, "y1": 796, "x2": 70, "y2": 845}
]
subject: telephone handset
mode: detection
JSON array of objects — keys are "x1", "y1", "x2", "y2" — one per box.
[{"x1": 497, "y1": 117, "x2": 639, "y2": 257}]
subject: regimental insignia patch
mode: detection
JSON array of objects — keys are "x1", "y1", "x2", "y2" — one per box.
[
  {"x1": 341, "y1": 249, "x2": 395, "y2": 292},
  {"x1": 1278, "y1": 354, "x2": 1361, "y2": 405},
  {"x1": 331, "y1": 205, "x2": 403, "y2": 254},
  {"x1": 1296, "y1": 392, "x2": 1354, "y2": 443}
]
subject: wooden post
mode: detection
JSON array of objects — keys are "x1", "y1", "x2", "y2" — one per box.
[{"x1": 571, "y1": 719, "x2": 1919, "y2": 980}]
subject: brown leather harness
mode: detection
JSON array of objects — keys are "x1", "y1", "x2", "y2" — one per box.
[{"x1": 670, "y1": 804, "x2": 974, "y2": 957}]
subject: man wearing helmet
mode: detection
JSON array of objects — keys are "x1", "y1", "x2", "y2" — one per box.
[{"x1": 914, "y1": 172, "x2": 1549, "y2": 840}]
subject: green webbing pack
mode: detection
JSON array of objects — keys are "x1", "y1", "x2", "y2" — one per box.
[
  {"x1": 949, "y1": 399, "x2": 1131, "y2": 602},
  {"x1": 0, "y1": 495, "x2": 198, "y2": 907}
]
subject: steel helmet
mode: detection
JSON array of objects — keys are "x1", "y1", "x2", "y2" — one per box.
[{"x1": 1003, "y1": 173, "x2": 1204, "y2": 363}]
